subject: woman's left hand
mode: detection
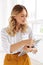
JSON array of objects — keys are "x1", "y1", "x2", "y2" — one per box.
[
  {"x1": 32, "y1": 48, "x2": 37, "y2": 53},
  {"x1": 23, "y1": 46, "x2": 33, "y2": 53},
  {"x1": 23, "y1": 46, "x2": 37, "y2": 53}
]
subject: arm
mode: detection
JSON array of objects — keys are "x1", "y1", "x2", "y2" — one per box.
[
  {"x1": 10, "y1": 39, "x2": 31, "y2": 53},
  {"x1": 1, "y1": 29, "x2": 31, "y2": 54},
  {"x1": 1, "y1": 29, "x2": 11, "y2": 53}
]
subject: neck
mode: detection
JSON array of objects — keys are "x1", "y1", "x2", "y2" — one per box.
[{"x1": 16, "y1": 23, "x2": 21, "y2": 32}]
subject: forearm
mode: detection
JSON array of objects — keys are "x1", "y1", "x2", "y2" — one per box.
[
  {"x1": 10, "y1": 39, "x2": 34, "y2": 53},
  {"x1": 10, "y1": 40, "x2": 28, "y2": 53}
]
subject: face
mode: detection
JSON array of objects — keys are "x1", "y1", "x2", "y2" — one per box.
[{"x1": 14, "y1": 9, "x2": 27, "y2": 25}]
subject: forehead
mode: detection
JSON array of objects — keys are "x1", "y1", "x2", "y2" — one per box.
[{"x1": 18, "y1": 9, "x2": 27, "y2": 15}]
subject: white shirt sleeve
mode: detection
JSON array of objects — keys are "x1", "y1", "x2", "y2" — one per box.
[
  {"x1": 1, "y1": 29, "x2": 11, "y2": 54},
  {"x1": 1, "y1": 28, "x2": 24, "y2": 54}
]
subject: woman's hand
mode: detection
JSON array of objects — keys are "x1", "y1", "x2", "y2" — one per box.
[
  {"x1": 23, "y1": 46, "x2": 33, "y2": 53},
  {"x1": 23, "y1": 45, "x2": 37, "y2": 53},
  {"x1": 32, "y1": 48, "x2": 37, "y2": 53}
]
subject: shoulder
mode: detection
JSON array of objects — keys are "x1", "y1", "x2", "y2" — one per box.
[
  {"x1": 1, "y1": 27, "x2": 8, "y2": 36},
  {"x1": 1, "y1": 27, "x2": 6, "y2": 33}
]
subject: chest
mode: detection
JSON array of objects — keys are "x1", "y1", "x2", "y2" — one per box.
[{"x1": 8, "y1": 32, "x2": 29, "y2": 44}]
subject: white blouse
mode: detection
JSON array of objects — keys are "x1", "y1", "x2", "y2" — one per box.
[{"x1": 1, "y1": 27, "x2": 32, "y2": 54}]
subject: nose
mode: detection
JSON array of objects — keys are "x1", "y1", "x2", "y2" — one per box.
[
  {"x1": 24, "y1": 16, "x2": 26, "y2": 20},
  {"x1": 23, "y1": 17, "x2": 26, "y2": 22}
]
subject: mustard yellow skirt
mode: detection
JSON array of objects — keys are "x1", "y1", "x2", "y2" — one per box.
[{"x1": 4, "y1": 53, "x2": 31, "y2": 65}]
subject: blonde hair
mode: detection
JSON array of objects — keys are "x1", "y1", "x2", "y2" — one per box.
[{"x1": 6, "y1": 5, "x2": 28, "y2": 36}]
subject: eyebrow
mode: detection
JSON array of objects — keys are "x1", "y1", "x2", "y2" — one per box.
[{"x1": 21, "y1": 14, "x2": 27, "y2": 17}]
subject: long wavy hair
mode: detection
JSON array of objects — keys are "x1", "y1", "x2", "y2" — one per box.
[{"x1": 6, "y1": 4, "x2": 28, "y2": 36}]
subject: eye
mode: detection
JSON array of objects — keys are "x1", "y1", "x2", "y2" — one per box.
[
  {"x1": 27, "y1": 46, "x2": 30, "y2": 48},
  {"x1": 21, "y1": 15, "x2": 27, "y2": 17},
  {"x1": 31, "y1": 46, "x2": 34, "y2": 48},
  {"x1": 21, "y1": 16, "x2": 24, "y2": 17}
]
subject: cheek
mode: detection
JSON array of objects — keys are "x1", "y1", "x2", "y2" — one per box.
[
  {"x1": 19, "y1": 17, "x2": 22, "y2": 20},
  {"x1": 18, "y1": 17, "x2": 22, "y2": 21},
  {"x1": 15, "y1": 16, "x2": 20, "y2": 21},
  {"x1": 16, "y1": 17, "x2": 20, "y2": 22}
]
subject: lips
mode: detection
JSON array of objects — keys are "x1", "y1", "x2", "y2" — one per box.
[
  {"x1": 22, "y1": 20, "x2": 26, "y2": 23},
  {"x1": 22, "y1": 20, "x2": 25, "y2": 22}
]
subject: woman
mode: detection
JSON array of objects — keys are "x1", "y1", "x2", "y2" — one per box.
[{"x1": 1, "y1": 4, "x2": 37, "y2": 65}]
